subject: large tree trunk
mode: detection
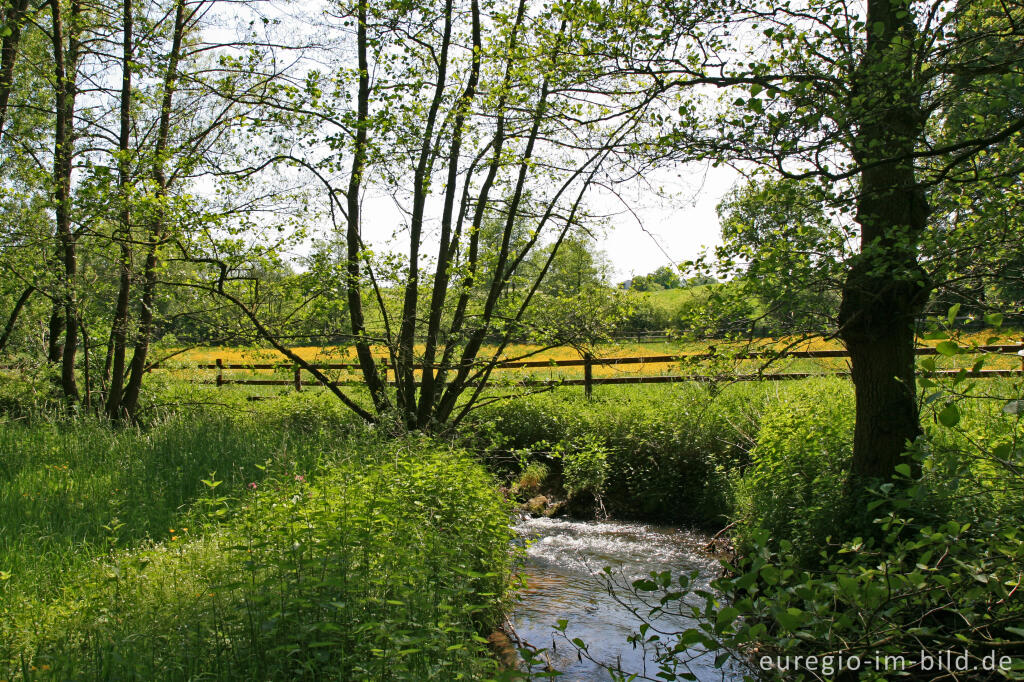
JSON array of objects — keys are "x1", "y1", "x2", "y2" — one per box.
[
  {"x1": 105, "y1": 0, "x2": 133, "y2": 419},
  {"x1": 841, "y1": 294, "x2": 923, "y2": 478},
  {"x1": 50, "y1": 0, "x2": 81, "y2": 404},
  {"x1": 0, "y1": 0, "x2": 30, "y2": 141},
  {"x1": 839, "y1": 0, "x2": 930, "y2": 481}
]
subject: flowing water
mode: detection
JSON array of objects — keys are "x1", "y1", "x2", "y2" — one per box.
[{"x1": 511, "y1": 516, "x2": 744, "y2": 681}]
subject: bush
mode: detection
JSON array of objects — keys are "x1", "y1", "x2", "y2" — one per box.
[
  {"x1": 468, "y1": 382, "x2": 770, "y2": 526},
  {"x1": 594, "y1": 380, "x2": 1024, "y2": 681},
  {"x1": 731, "y1": 378, "x2": 855, "y2": 560},
  {"x1": 560, "y1": 434, "x2": 610, "y2": 500},
  {"x1": 616, "y1": 473, "x2": 1024, "y2": 681},
  {"x1": 0, "y1": 367, "x2": 61, "y2": 419},
  {"x1": 1, "y1": 412, "x2": 514, "y2": 680}
]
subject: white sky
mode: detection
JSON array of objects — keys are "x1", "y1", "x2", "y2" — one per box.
[
  {"x1": 338, "y1": 162, "x2": 738, "y2": 283},
  {"x1": 596, "y1": 164, "x2": 738, "y2": 281}
]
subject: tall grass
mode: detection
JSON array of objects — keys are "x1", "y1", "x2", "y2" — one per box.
[{"x1": 0, "y1": 401, "x2": 513, "y2": 680}]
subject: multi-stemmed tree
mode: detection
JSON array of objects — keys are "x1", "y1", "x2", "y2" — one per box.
[{"x1": 176, "y1": 0, "x2": 710, "y2": 430}]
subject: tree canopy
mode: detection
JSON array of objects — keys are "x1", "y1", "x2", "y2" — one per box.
[{"x1": 1, "y1": 0, "x2": 1021, "y2": 465}]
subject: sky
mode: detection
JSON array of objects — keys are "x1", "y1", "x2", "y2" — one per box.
[
  {"x1": 592, "y1": 164, "x2": 738, "y2": 282},
  {"x1": 341, "y1": 162, "x2": 739, "y2": 284}
]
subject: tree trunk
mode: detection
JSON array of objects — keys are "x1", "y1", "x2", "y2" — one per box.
[
  {"x1": 395, "y1": 0, "x2": 455, "y2": 425},
  {"x1": 47, "y1": 302, "x2": 64, "y2": 362},
  {"x1": 344, "y1": 0, "x2": 389, "y2": 414},
  {"x1": 0, "y1": 0, "x2": 30, "y2": 141},
  {"x1": 122, "y1": 0, "x2": 185, "y2": 420},
  {"x1": 415, "y1": 0, "x2": 481, "y2": 429},
  {"x1": 839, "y1": 0, "x2": 930, "y2": 482},
  {"x1": 50, "y1": 0, "x2": 81, "y2": 404},
  {"x1": 0, "y1": 285, "x2": 33, "y2": 352},
  {"x1": 105, "y1": 0, "x2": 133, "y2": 419},
  {"x1": 842, "y1": 308, "x2": 922, "y2": 478}
]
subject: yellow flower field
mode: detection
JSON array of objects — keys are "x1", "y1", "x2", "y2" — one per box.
[{"x1": 151, "y1": 327, "x2": 1023, "y2": 387}]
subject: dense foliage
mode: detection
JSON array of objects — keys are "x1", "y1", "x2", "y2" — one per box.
[{"x1": 0, "y1": 404, "x2": 514, "y2": 680}]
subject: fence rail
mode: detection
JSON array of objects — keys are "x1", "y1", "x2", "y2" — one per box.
[{"x1": 144, "y1": 343, "x2": 1024, "y2": 397}]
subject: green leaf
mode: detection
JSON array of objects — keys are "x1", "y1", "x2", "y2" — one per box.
[
  {"x1": 935, "y1": 341, "x2": 960, "y2": 356},
  {"x1": 680, "y1": 628, "x2": 704, "y2": 646},
  {"x1": 946, "y1": 303, "x2": 961, "y2": 326},
  {"x1": 984, "y1": 313, "x2": 1004, "y2": 328},
  {"x1": 938, "y1": 404, "x2": 960, "y2": 427},
  {"x1": 716, "y1": 606, "x2": 740, "y2": 628},
  {"x1": 775, "y1": 608, "x2": 803, "y2": 631},
  {"x1": 894, "y1": 463, "x2": 912, "y2": 478}
]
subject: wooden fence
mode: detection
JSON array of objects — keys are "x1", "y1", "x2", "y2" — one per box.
[{"x1": 149, "y1": 343, "x2": 1024, "y2": 397}]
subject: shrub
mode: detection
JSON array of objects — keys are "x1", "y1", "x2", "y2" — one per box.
[
  {"x1": 732, "y1": 378, "x2": 855, "y2": 559},
  {"x1": 0, "y1": 413, "x2": 514, "y2": 680},
  {"x1": 558, "y1": 434, "x2": 610, "y2": 512},
  {"x1": 612, "y1": 474, "x2": 1024, "y2": 681},
  {"x1": 468, "y1": 382, "x2": 766, "y2": 526},
  {"x1": 590, "y1": 381, "x2": 1024, "y2": 681},
  {"x1": 0, "y1": 367, "x2": 60, "y2": 420}
]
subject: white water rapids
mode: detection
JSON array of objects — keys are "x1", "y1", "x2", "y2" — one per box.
[{"x1": 511, "y1": 516, "x2": 745, "y2": 681}]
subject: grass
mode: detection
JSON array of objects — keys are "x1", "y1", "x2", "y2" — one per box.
[
  {"x1": 0, "y1": 402, "x2": 514, "y2": 680},
  {"x1": 636, "y1": 285, "x2": 706, "y2": 312}
]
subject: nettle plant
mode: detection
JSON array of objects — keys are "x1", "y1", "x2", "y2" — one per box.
[{"x1": 555, "y1": 434, "x2": 611, "y2": 515}]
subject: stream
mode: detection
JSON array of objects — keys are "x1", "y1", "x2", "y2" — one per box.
[{"x1": 511, "y1": 516, "x2": 745, "y2": 681}]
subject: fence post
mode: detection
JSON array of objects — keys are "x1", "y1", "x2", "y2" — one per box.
[
  {"x1": 294, "y1": 365, "x2": 302, "y2": 392},
  {"x1": 584, "y1": 352, "x2": 593, "y2": 399},
  {"x1": 216, "y1": 358, "x2": 223, "y2": 387}
]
